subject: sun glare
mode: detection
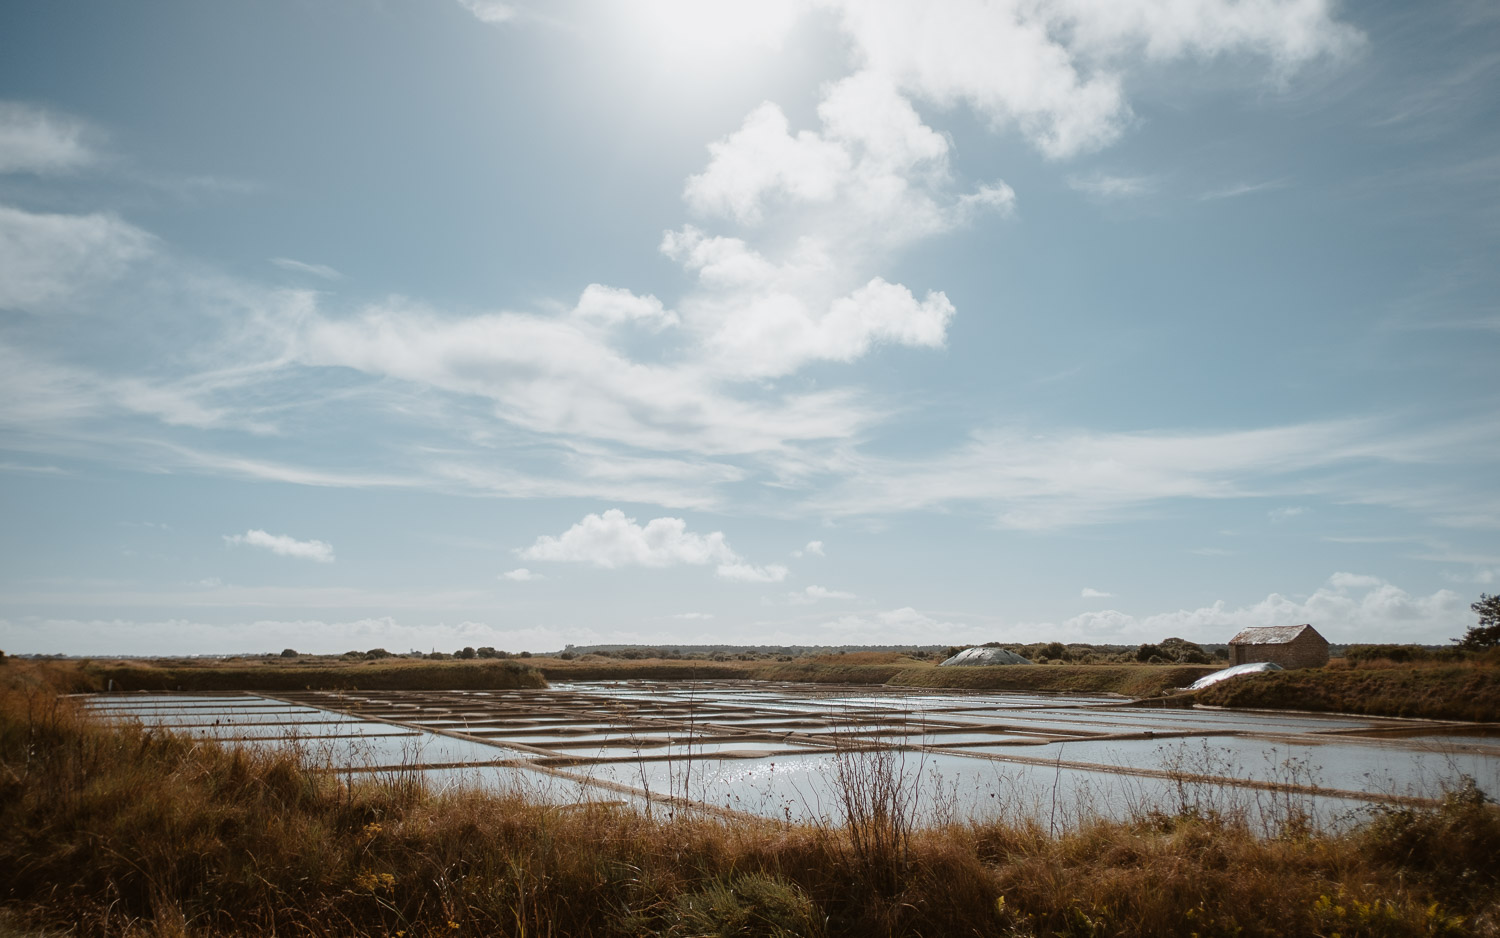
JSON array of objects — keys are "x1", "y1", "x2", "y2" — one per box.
[{"x1": 621, "y1": 0, "x2": 807, "y2": 67}]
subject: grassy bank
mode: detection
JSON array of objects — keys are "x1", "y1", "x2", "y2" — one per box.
[
  {"x1": 81, "y1": 658, "x2": 547, "y2": 692},
  {"x1": 535, "y1": 657, "x2": 759, "y2": 682},
  {"x1": 1195, "y1": 663, "x2": 1500, "y2": 722},
  {"x1": 4, "y1": 654, "x2": 1212, "y2": 697},
  {"x1": 3, "y1": 663, "x2": 1497, "y2": 937},
  {"x1": 889, "y1": 663, "x2": 1218, "y2": 697},
  {"x1": 537, "y1": 654, "x2": 1217, "y2": 696}
]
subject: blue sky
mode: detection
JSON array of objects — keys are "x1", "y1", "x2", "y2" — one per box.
[{"x1": 1, "y1": 0, "x2": 1497, "y2": 655}]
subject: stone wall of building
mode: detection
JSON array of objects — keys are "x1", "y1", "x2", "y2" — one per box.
[{"x1": 1231, "y1": 632, "x2": 1329, "y2": 668}]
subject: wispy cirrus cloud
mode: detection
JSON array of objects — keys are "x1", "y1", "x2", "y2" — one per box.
[
  {"x1": 0, "y1": 204, "x2": 154, "y2": 311},
  {"x1": 271, "y1": 257, "x2": 342, "y2": 280},
  {"x1": 1068, "y1": 173, "x2": 1154, "y2": 199},
  {"x1": 808, "y1": 416, "x2": 1500, "y2": 530},
  {"x1": 1199, "y1": 179, "x2": 1289, "y2": 201},
  {"x1": 0, "y1": 101, "x2": 99, "y2": 174}
]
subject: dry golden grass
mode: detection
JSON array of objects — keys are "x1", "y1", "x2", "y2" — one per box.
[
  {"x1": 81, "y1": 657, "x2": 547, "y2": 693},
  {"x1": 1195, "y1": 664, "x2": 1500, "y2": 722},
  {"x1": 3, "y1": 657, "x2": 1499, "y2": 937},
  {"x1": 890, "y1": 663, "x2": 1217, "y2": 697}
]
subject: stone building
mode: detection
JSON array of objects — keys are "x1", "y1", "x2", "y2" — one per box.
[{"x1": 1228, "y1": 624, "x2": 1329, "y2": 669}]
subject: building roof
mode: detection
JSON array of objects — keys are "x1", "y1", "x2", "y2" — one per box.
[{"x1": 1228, "y1": 624, "x2": 1323, "y2": 646}]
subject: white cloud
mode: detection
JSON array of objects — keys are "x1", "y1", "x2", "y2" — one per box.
[
  {"x1": 1326, "y1": 571, "x2": 1383, "y2": 590},
  {"x1": 1081, "y1": 587, "x2": 1113, "y2": 598},
  {"x1": 522, "y1": 510, "x2": 736, "y2": 568},
  {"x1": 0, "y1": 205, "x2": 154, "y2": 310},
  {"x1": 1269, "y1": 505, "x2": 1306, "y2": 521},
  {"x1": 520, "y1": 508, "x2": 784, "y2": 582},
  {"x1": 570, "y1": 283, "x2": 677, "y2": 329},
  {"x1": 685, "y1": 101, "x2": 851, "y2": 223},
  {"x1": 0, "y1": 102, "x2": 98, "y2": 174},
  {"x1": 456, "y1": 0, "x2": 517, "y2": 25},
  {"x1": 1059, "y1": 577, "x2": 1468, "y2": 646},
  {"x1": 271, "y1": 257, "x2": 342, "y2": 280},
  {"x1": 716, "y1": 562, "x2": 790, "y2": 583},
  {"x1": 1442, "y1": 568, "x2": 1499, "y2": 585},
  {"x1": 828, "y1": 0, "x2": 1361, "y2": 159},
  {"x1": 672, "y1": 612, "x2": 715, "y2": 620},
  {"x1": 297, "y1": 297, "x2": 877, "y2": 457},
  {"x1": 0, "y1": 0, "x2": 1385, "y2": 547},
  {"x1": 500, "y1": 567, "x2": 542, "y2": 581},
  {"x1": 1069, "y1": 173, "x2": 1154, "y2": 199},
  {"x1": 1199, "y1": 179, "x2": 1289, "y2": 201},
  {"x1": 809, "y1": 417, "x2": 1500, "y2": 530},
  {"x1": 694, "y1": 275, "x2": 955, "y2": 379},
  {"x1": 224, "y1": 529, "x2": 335, "y2": 563},
  {"x1": 789, "y1": 584, "x2": 856, "y2": 604},
  {"x1": 0, "y1": 615, "x2": 579, "y2": 656},
  {"x1": 814, "y1": 606, "x2": 989, "y2": 644},
  {"x1": 792, "y1": 539, "x2": 825, "y2": 558}
]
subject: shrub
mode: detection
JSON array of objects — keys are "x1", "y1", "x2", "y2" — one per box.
[
  {"x1": 671, "y1": 873, "x2": 825, "y2": 938},
  {"x1": 280, "y1": 648, "x2": 298, "y2": 658}
]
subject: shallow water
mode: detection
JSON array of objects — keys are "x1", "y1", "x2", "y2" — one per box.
[{"x1": 82, "y1": 683, "x2": 1499, "y2": 828}]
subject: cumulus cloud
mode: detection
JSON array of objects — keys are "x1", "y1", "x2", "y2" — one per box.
[
  {"x1": 827, "y1": 0, "x2": 1361, "y2": 159},
  {"x1": 1059, "y1": 576, "x2": 1467, "y2": 645},
  {"x1": 1081, "y1": 587, "x2": 1113, "y2": 598},
  {"x1": 685, "y1": 102, "x2": 851, "y2": 223},
  {"x1": 800, "y1": 574, "x2": 1466, "y2": 646},
  {"x1": 570, "y1": 283, "x2": 678, "y2": 329},
  {"x1": 0, "y1": 0, "x2": 1384, "y2": 547},
  {"x1": 520, "y1": 509, "x2": 785, "y2": 581},
  {"x1": 0, "y1": 102, "x2": 98, "y2": 174},
  {"x1": 223, "y1": 529, "x2": 335, "y2": 563},
  {"x1": 500, "y1": 568, "x2": 542, "y2": 581},
  {"x1": 792, "y1": 540, "x2": 825, "y2": 558},
  {"x1": 788, "y1": 584, "x2": 856, "y2": 604}
]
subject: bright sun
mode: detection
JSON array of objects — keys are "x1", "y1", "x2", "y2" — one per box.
[{"x1": 621, "y1": 0, "x2": 808, "y2": 67}]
